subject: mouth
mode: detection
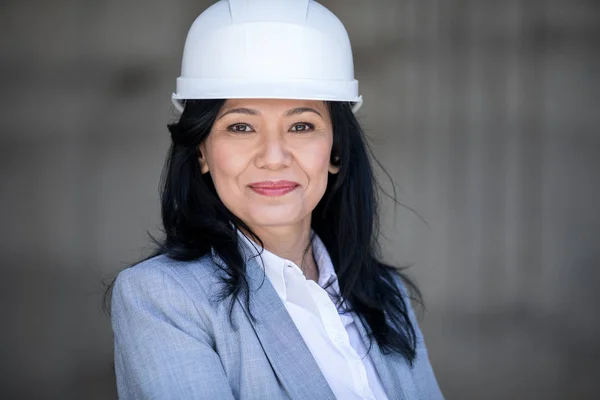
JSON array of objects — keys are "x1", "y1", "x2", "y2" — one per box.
[{"x1": 248, "y1": 180, "x2": 300, "y2": 197}]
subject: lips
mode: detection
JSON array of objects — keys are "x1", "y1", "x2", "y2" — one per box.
[{"x1": 248, "y1": 180, "x2": 299, "y2": 196}]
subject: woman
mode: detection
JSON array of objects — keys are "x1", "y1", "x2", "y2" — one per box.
[{"x1": 108, "y1": 0, "x2": 444, "y2": 399}]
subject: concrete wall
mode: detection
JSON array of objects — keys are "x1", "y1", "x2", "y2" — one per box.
[{"x1": 1, "y1": 0, "x2": 598, "y2": 398}]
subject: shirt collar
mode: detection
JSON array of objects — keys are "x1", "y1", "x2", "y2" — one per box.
[
  {"x1": 236, "y1": 229, "x2": 340, "y2": 301},
  {"x1": 312, "y1": 234, "x2": 339, "y2": 293}
]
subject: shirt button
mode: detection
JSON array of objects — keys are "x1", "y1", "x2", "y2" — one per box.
[{"x1": 286, "y1": 264, "x2": 299, "y2": 274}]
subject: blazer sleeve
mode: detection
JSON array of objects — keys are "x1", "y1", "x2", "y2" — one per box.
[{"x1": 111, "y1": 265, "x2": 235, "y2": 400}]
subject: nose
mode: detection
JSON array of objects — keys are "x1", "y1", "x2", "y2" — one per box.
[{"x1": 254, "y1": 131, "x2": 292, "y2": 170}]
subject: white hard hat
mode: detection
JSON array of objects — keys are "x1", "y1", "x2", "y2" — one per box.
[{"x1": 171, "y1": 0, "x2": 363, "y2": 113}]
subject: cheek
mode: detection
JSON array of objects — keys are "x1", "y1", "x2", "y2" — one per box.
[
  {"x1": 210, "y1": 147, "x2": 245, "y2": 175},
  {"x1": 205, "y1": 141, "x2": 249, "y2": 195},
  {"x1": 297, "y1": 139, "x2": 333, "y2": 192}
]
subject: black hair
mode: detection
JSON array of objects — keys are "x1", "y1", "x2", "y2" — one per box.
[{"x1": 103, "y1": 99, "x2": 423, "y2": 364}]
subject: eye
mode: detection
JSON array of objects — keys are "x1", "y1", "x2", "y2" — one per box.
[
  {"x1": 227, "y1": 123, "x2": 254, "y2": 133},
  {"x1": 290, "y1": 122, "x2": 315, "y2": 132}
]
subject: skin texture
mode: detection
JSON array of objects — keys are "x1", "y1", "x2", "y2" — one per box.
[{"x1": 198, "y1": 99, "x2": 339, "y2": 280}]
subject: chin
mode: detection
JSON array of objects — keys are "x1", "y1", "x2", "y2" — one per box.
[{"x1": 245, "y1": 205, "x2": 307, "y2": 228}]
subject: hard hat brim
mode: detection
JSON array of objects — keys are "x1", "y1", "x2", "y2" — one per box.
[{"x1": 171, "y1": 77, "x2": 363, "y2": 114}]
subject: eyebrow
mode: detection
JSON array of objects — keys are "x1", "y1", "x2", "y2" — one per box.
[{"x1": 217, "y1": 107, "x2": 323, "y2": 120}]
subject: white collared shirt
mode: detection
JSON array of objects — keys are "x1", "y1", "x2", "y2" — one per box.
[{"x1": 238, "y1": 230, "x2": 389, "y2": 400}]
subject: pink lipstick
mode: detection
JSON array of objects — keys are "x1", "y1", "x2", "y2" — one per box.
[{"x1": 248, "y1": 180, "x2": 299, "y2": 196}]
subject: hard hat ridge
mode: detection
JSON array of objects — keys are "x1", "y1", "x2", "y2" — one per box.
[
  {"x1": 172, "y1": 0, "x2": 363, "y2": 113},
  {"x1": 228, "y1": 0, "x2": 311, "y2": 24}
]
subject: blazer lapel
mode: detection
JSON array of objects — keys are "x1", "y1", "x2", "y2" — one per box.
[
  {"x1": 352, "y1": 313, "x2": 419, "y2": 400},
  {"x1": 211, "y1": 248, "x2": 336, "y2": 400}
]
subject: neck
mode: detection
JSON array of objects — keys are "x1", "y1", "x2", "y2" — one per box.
[{"x1": 240, "y1": 219, "x2": 318, "y2": 281}]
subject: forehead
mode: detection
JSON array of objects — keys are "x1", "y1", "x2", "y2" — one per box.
[{"x1": 219, "y1": 98, "x2": 329, "y2": 117}]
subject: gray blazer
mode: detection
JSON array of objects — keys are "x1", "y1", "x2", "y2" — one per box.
[{"x1": 111, "y1": 247, "x2": 444, "y2": 399}]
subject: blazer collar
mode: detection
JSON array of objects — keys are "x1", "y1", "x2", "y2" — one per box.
[
  {"x1": 210, "y1": 246, "x2": 336, "y2": 400},
  {"x1": 210, "y1": 242, "x2": 417, "y2": 400}
]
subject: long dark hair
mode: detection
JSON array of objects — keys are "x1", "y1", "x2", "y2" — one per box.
[{"x1": 104, "y1": 99, "x2": 423, "y2": 364}]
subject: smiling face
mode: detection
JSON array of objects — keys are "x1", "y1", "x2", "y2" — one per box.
[{"x1": 198, "y1": 98, "x2": 339, "y2": 232}]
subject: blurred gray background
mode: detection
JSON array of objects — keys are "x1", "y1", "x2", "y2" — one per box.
[{"x1": 1, "y1": 0, "x2": 599, "y2": 398}]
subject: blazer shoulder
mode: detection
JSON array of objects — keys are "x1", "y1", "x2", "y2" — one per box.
[
  {"x1": 111, "y1": 252, "x2": 229, "y2": 332},
  {"x1": 114, "y1": 253, "x2": 224, "y2": 297}
]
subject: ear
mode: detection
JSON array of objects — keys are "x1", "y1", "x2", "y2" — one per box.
[
  {"x1": 328, "y1": 154, "x2": 340, "y2": 174},
  {"x1": 198, "y1": 144, "x2": 209, "y2": 174}
]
